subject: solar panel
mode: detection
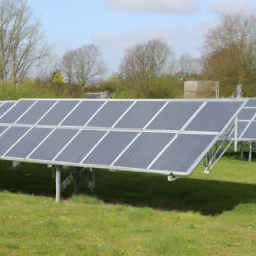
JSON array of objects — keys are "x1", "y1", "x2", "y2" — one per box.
[
  {"x1": 241, "y1": 122, "x2": 256, "y2": 139},
  {"x1": 55, "y1": 130, "x2": 107, "y2": 163},
  {"x1": 150, "y1": 134, "x2": 216, "y2": 173},
  {"x1": 147, "y1": 102, "x2": 203, "y2": 130},
  {"x1": 83, "y1": 131, "x2": 139, "y2": 166},
  {"x1": 238, "y1": 122, "x2": 249, "y2": 138},
  {"x1": 87, "y1": 101, "x2": 134, "y2": 127},
  {"x1": 114, "y1": 101, "x2": 166, "y2": 129},
  {"x1": 0, "y1": 102, "x2": 15, "y2": 117},
  {"x1": 0, "y1": 100, "x2": 35, "y2": 123},
  {"x1": 16, "y1": 100, "x2": 57, "y2": 125},
  {"x1": 38, "y1": 100, "x2": 79, "y2": 125},
  {"x1": 60, "y1": 101, "x2": 105, "y2": 126},
  {"x1": 0, "y1": 98, "x2": 246, "y2": 176},
  {"x1": 114, "y1": 133, "x2": 175, "y2": 169},
  {"x1": 0, "y1": 126, "x2": 30, "y2": 155},
  {"x1": 238, "y1": 108, "x2": 256, "y2": 120},
  {"x1": 245, "y1": 99, "x2": 256, "y2": 107},
  {"x1": 28, "y1": 129, "x2": 78, "y2": 161},
  {"x1": 185, "y1": 102, "x2": 243, "y2": 132},
  {"x1": 0, "y1": 126, "x2": 8, "y2": 135},
  {"x1": 5, "y1": 127, "x2": 53, "y2": 158}
]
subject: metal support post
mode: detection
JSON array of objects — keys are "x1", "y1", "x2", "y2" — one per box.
[
  {"x1": 90, "y1": 168, "x2": 95, "y2": 190},
  {"x1": 234, "y1": 116, "x2": 238, "y2": 152},
  {"x1": 75, "y1": 167, "x2": 80, "y2": 195},
  {"x1": 249, "y1": 142, "x2": 252, "y2": 162},
  {"x1": 56, "y1": 165, "x2": 61, "y2": 203},
  {"x1": 240, "y1": 142, "x2": 244, "y2": 161},
  {"x1": 216, "y1": 81, "x2": 219, "y2": 98},
  {"x1": 237, "y1": 84, "x2": 242, "y2": 98}
]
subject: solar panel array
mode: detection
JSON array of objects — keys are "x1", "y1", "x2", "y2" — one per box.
[
  {"x1": 236, "y1": 99, "x2": 256, "y2": 140},
  {"x1": 0, "y1": 98, "x2": 246, "y2": 175}
]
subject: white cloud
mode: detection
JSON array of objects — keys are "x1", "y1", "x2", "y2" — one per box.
[
  {"x1": 91, "y1": 24, "x2": 215, "y2": 72},
  {"x1": 92, "y1": 26, "x2": 188, "y2": 50},
  {"x1": 105, "y1": 0, "x2": 200, "y2": 15},
  {"x1": 209, "y1": 0, "x2": 256, "y2": 14}
]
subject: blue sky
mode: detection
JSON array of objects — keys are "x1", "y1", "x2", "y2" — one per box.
[{"x1": 27, "y1": 0, "x2": 256, "y2": 74}]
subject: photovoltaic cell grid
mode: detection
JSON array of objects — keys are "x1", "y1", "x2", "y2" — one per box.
[
  {"x1": 0, "y1": 100, "x2": 32, "y2": 123},
  {"x1": 185, "y1": 102, "x2": 244, "y2": 132},
  {"x1": 0, "y1": 126, "x2": 30, "y2": 155},
  {"x1": 238, "y1": 108, "x2": 256, "y2": 120},
  {"x1": 60, "y1": 101, "x2": 105, "y2": 126},
  {"x1": 0, "y1": 102, "x2": 15, "y2": 117},
  {"x1": 147, "y1": 102, "x2": 203, "y2": 130},
  {"x1": 5, "y1": 128, "x2": 53, "y2": 158},
  {"x1": 241, "y1": 122, "x2": 256, "y2": 139},
  {"x1": 114, "y1": 133, "x2": 176, "y2": 169},
  {"x1": 114, "y1": 101, "x2": 166, "y2": 129},
  {"x1": 17, "y1": 100, "x2": 57, "y2": 125},
  {"x1": 151, "y1": 134, "x2": 216, "y2": 172},
  {"x1": 0, "y1": 98, "x2": 246, "y2": 175},
  {"x1": 55, "y1": 130, "x2": 107, "y2": 163}
]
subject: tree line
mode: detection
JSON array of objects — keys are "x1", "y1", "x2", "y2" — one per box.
[{"x1": 1, "y1": 0, "x2": 256, "y2": 98}]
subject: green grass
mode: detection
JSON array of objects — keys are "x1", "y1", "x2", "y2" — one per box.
[{"x1": 0, "y1": 152, "x2": 256, "y2": 255}]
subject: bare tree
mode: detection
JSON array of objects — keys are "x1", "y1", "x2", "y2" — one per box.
[
  {"x1": 119, "y1": 39, "x2": 177, "y2": 97},
  {"x1": 201, "y1": 12, "x2": 256, "y2": 96},
  {"x1": 0, "y1": 0, "x2": 53, "y2": 84},
  {"x1": 177, "y1": 53, "x2": 201, "y2": 80},
  {"x1": 120, "y1": 39, "x2": 176, "y2": 79},
  {"x1": 60, "y1": 44, "x2": 107, "y2": 91}
]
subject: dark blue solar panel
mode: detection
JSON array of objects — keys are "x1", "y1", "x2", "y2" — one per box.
[
  {"x1": 83, "y1": 131, "x2": 138, "y2": 165},
  {"x1": 238, "y1": 108, "x2": 256, "y2": 120},
  {"x1": 0, "y1": 102, "x2": 15, "y2": 117},
  {"x1": 28, "y1": 129, "x2": 78, "y2": 160},
  {"x1": 5, "y1": 128, "x2": 53, "y2": 158},
  {"x1": 151, "y1": 134, "x2": 216, "y2": 173},
  {"x1": 87, "y1": 101, "x2": 134, "y2": 127},
  {"x1": 38, "y1": 101, "x2": 79, "y2": 125},
  {"x1": 17, "y1": 100, "x2": 57, "y2": 124},
  {"x1": 115, "y1": 101, "x2": 166, "y2": 129},
  {"x1": 0, "y1": 126, "x2": 8, "y2": 135},
  {"x1": 0, "y1": 100, "x2": 36, "y2": 123},
  {"x1": 55, "y1": 130, "x2": 107, "y2": 163},
  {"x1": 60, "y1": 101, "x2": 105, "y2": 126},
  {"x1": 238, "y1": 122, "x2": 249, "y2": 137},
  {"x1": 245, "y1": 99, "x2": 256, "y2": 107},
  {"x1": 185, "y1": 102, "x2": 244, "y2": 132},
  {"x1": 114, "y1": 133, "x2": 175, "y2": 169},
  {"x1": 0, "y1": 127, "x2": 30, "y2": 155},
  {"x1": 241, "y1": 122, "x2": 256, "y2": 139},
  {"x1": 147, "y1": 102, "x2": 203, "y2": 130}
]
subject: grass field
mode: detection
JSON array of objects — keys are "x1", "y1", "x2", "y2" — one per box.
[{"x1": 0, "y1": 151, "x2": 256, "y2": 255}]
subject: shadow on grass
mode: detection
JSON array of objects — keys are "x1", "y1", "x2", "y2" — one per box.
[
  {"x1": 0, "y1": 160, "x2": 256, "y2": 216},
  {"x1": 92, "y1": 169, "x2": 256, "y2": 216}
]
